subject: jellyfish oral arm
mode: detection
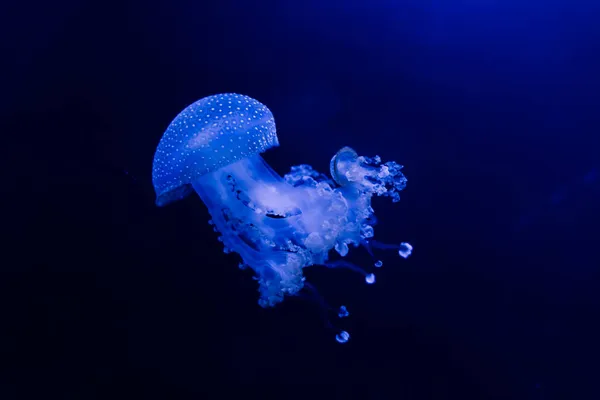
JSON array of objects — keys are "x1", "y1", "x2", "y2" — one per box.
[{"x1": 190, "y1": 148, "x2": 409, "y2": 309}]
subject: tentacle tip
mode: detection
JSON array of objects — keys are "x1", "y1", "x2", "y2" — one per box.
[
  {"x1": 398, "y1": 242, "x2": 413, "y2": 259},
  {"x1": 336, "y1": 330, "x2": 350, "y2": 344},
  {"x1": 338, "y1": 305, "x2": 350, "y2": 318},
  {"x1": 365, "y1": 273, "x2": 376, "y2": 284}
]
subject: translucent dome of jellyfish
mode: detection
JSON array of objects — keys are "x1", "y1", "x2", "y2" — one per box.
[{"x1": 152, "y1": 93, "x2": 413, "y2": 343}]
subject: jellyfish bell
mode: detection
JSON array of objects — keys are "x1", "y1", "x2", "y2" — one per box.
[
  {"x1": 152, "y1": 93, "x2": 412, "y2": 342},
  {"x1": 152, "y1": 93, "x2": 279, "y2": 207}
]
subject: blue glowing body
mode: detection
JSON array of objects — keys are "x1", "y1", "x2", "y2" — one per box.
[{"x1": 152, "y1": 93, "x2": 412, "y2": 341}]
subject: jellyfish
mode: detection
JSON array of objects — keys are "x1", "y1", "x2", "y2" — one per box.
[{"x1": 152, "y1": 93, "x2": 412, "y2": 342}]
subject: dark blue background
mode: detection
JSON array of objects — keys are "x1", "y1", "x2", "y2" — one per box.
[{"x1": 3, "y1": 0, "x2": 599, "y2": 398}]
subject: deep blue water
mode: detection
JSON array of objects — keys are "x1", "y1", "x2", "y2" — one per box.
[{"x1": 3, "y1": 0, "x2": 599, "y2": 398}]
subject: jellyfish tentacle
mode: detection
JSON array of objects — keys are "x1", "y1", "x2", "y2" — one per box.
[
  {"x1": 299, "y1": 282, "x2": 351, "y2": 343},
  {"x1": 320, "y1": 260, "x2": 376, "y2": 284}
]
